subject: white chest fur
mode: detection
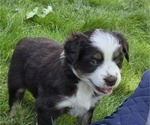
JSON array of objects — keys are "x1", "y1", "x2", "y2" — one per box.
[{"x1": 56, "y1": 82, "x2": 101, "y2": 117}]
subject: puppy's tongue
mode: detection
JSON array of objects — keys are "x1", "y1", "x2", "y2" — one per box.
[{"x1": 96, "y1": 87, "x2": 113, "y2": 94}]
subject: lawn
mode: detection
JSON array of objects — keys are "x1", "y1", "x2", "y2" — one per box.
[{"x1": 0, "y1": 0, "x2": 150, "y2": 125}]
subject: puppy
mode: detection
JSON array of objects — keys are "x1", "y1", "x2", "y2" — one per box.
[{"x1": 8, "y1": 29, "x2": 129, "y2": 125}]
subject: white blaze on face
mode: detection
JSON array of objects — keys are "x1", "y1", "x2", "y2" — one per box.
[{"x1": 88, "y1": 29, "x2": 121, "y2": 89}]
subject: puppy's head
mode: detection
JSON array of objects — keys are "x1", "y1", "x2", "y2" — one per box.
[{"x1": 64, "y1": 29, "x2": 129, "y2": 95}]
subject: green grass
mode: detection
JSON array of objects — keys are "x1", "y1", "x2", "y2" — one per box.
[{"x1": 0, "y1": 0, "x2": 150, "y2": 124}]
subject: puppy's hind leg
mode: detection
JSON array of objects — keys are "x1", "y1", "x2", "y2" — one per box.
[
  {"x1": 8, "y1": 86, "x2": 25, "y2": 111},
  {"x1": 8, "y1": 55, "x2": 26, "y2": 114}
]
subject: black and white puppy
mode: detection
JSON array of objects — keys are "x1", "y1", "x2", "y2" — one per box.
[{"x1": 8, "y1": 29, "x2": 129, "y2": 125}]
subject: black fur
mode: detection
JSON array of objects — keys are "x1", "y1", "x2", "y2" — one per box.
[{"x1": 8, "y1": 30, "x2": 129, "y2": 125}]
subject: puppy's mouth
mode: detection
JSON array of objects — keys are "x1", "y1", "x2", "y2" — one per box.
[
  {"x1": 95, "y1": 86, "x2": 113, "y2": 94},
  {"x1": 89, "y1": 79, "x2": 113, "y2": 94}
]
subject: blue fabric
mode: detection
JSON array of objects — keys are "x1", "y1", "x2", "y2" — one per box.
[{"x1": 91, "y1": 70, "x2": 150, "y2": 125}]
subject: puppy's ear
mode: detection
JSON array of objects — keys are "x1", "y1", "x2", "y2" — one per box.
[
  {"x1": 64, "y1": 32, "x2": 90, "y2": 64},
  {"x1": 113, "y1": 32, "x2": 129, "y2": 62}
]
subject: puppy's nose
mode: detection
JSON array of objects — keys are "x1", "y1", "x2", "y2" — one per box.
[{"x1": 104, "y1": 75, "x2": 117, "y2": 86}]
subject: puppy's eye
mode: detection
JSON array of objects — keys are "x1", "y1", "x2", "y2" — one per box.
[
  {"x1": 113, "y1": 52, "x2": 123, "y2": 64},
  {"x1": 114, "y1": 55, "x2": 123, "y2": 64},
  {"x1": 114, "y1": 57, "x2": 120, "y2": 64},
  {"x1": 89, "y1": 59, "x2": 99, "y2": 65}
]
